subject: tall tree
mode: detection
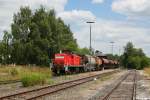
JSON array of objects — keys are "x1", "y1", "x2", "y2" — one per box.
[
  {"x1": 1, "y1": 31, "x2": 12, "y2": 64},
  {"x1": 121, "y1": 42, "x2": 149, "y2": 69},
  {"x1": 6, "y1": 6, "x2": 78, "y2": 66}
]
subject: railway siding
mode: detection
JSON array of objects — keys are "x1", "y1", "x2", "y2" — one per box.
[
  {"x1": 136, "y1": 70, "x2": 150, "y2": 100},
  {"x1": 0, "y1": 69, "x2": 117, "y2": 97},
  {"x1": 0, "y1": 70, "x2": 119, "y2": 100},
  {"x1": 43, "y1": 69, "x2": 126, "y2": 100},
  {"x1": 89, "y1": 70, "x2": 137, "y2": 100}
]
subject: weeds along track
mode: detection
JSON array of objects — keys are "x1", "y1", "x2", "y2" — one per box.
[
  {"x1": 0, "y1": 70, "x2": 119, "y2": 100},
  {"x1": 100, "y1": 70, "x2": 137, "y2": 100}
]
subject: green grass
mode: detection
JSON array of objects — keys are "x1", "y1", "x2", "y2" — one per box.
[
  {"x1": 21, "y1": 72, "x2": 47, "y2": 87},
  {"x1": 10, "y1": 67, "x2": 19, "y2": 76},
  {"x1": 100, "y1": 76, "x2": 111, "y2": 81},
  {"x1": 46, "y1": 79, "x2": 54, "y2": 85},
  {"x1": 144, "y1": 67, "x2": 150, "y2": 76},
  {"x1": 0, "y1": 65, "x2": 52, "y2": 86}
]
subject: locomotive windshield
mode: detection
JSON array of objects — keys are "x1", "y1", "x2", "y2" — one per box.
[{"x1": 55, "y1": 56, "x2": 64, "y2": 59}]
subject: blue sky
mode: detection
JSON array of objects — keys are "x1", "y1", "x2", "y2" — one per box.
[
  {"x1": 0, "y1": 0, "x2": 150, "y2": 56},
  {"x1": 65, "y1": 0, "x2": 126, "y2": 20}
]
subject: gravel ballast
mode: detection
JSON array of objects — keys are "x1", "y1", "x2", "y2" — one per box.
[
  {"x1": 41, "y1": 70, "x2": 126, "y2": 100},
  {"x1": 0, "y1": 69, "x2": 118, "y2": 97}
]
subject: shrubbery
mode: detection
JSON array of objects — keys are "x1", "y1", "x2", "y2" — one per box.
[
  {"x1": 10, "y1": 67, "x2": 19, "y2": 76},
  {"x1": 0, "y1": 6, "x2": 80, "y2": 66},
  {"x1": 0, "y1": 66, "x2": 52, "y2": 86},
  {"x1": 144, "y1": 67, "x2": 150, "y2": 76},
  {"x1": 21, "y1": 72, "x2": 47, "y2": 87},
  {"x1": 121, "y1": 42, "x2": 150, "y2": 69}
]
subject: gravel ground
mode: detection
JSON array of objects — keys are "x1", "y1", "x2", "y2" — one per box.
[
  {"x1": 39, "y1": 70, "x2": 126, "y2": 100},
  {"x1": 0, "y1": 82, "x2": 22, "y2": 93},
  {"x1": 89, "y1": 70, "x2": 150, "y2": 100},
  {"x1": 0, "y1": 69, "x2": 117, "y2": 97},
  {"x1": 51, "y1": 69, "x2": 117, "y2": 84},
  {"x1": 136, "y1": 70, "x2": 150, "y2": 100}
]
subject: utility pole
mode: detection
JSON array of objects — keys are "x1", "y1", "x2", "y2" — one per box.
[
  {"x1": 118, "y1": 46, "x2": 121, "y2": 68},
  {"x1": 119, "y1": 46, "x2": 121, "y2": 56},
  {"x1": 110, "y1": 41, "x2": 114, "y2": 55},
  {"x1": 86, "y1": 21, "x2": 95, "y2": 72}
]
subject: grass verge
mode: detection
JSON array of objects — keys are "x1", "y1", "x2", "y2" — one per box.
[
  {"x1": 0, "y1": 65, "x2": 53, "y2": 86},
  {"x1": 144, "y1": 67, "x2": 150, "y2": 76},
  {"x1": 21, "y1": 72, "x2": 47, "y2": 87}
]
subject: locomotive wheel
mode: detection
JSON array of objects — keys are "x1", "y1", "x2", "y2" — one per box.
[
  {"x1": 52, "y1": 69, "x2": 58, "y2": 76},
  {"x1": 83, "y1": 66, "x2": 88, "y2": 72}
]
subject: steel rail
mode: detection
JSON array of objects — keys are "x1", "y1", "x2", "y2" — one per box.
[
  {"x1": 101, "y1": 71, "x2": 130, "y2": 100},
  {"x1": 132, "y1": 70, "x2": 137, "y2": 100},
  {"x1": 101, "y1": 70, "x2": 136, "y2": 100},
  {"x1": 26, "y1": 76, "x2": 95, "y2": 100},
  {"x1": 0, "y1": 70, "x2": 119, "y2": 100}
]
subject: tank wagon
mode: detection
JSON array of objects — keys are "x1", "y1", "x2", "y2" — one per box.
[{"x1": 52, "y1": 51, "x2": 119, "y2": 74}]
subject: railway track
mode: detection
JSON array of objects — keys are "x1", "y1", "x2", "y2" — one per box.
[
  {"x1": 100, "y1": 70, "x2": 137, "y2": 100},
  {"x1": 0, "y1": 70, "x2": 119, "y2": 100},
  {"x1": 0, "y1": 80, "x2": 21, "y2": 85}
]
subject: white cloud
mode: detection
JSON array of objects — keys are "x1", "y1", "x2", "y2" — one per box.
[
  {"x1": 58, "y1": 10, "x2": 150, "y2": 56},
  {"x1": 0, "y1": 0, "x2": 68, "y2": 39},
  {"x1": 92, "y1": 0, "x2": 104, "y2": 4},
  {"x1": 112, "y1": 0, "x2": 150, "y2": 18},
  {"x1": 57, "y1": 10, "x2": 96, "y2": 25},
  {"x1": 0, "y1": 0, "x2": 150, "y2": 56}
]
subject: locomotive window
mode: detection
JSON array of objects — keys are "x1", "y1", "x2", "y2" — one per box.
[{"x1": 55, "y1": 56, "x2": 64, "y2": 59}]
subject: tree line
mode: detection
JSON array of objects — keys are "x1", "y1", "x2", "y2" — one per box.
[
  {"x1": 106, "y1": 42, "x2": 150, "y2": 69},
  {"x1": 0, "y1": 6, "x2": 149, "y2": 69},
  {"x1": 0, "y1": 6, "x2": 90, "y2": 66},
  {"x1": 121, "y1": 42, "x2": 150, "y2": 69}
]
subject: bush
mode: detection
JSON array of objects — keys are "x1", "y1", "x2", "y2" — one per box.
[
  {"x1": 10, "y1": 68, "x2": 19, "y2": 76},
  {"x1": 21, "y1": 72, "x2": 47, "y2": 87},
  {"x1": 141, "y1": 57, "x2": 150, "y2": 69},
  {"x1": 144, "y1": 68, "x2": 150, "y2": 76}
]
